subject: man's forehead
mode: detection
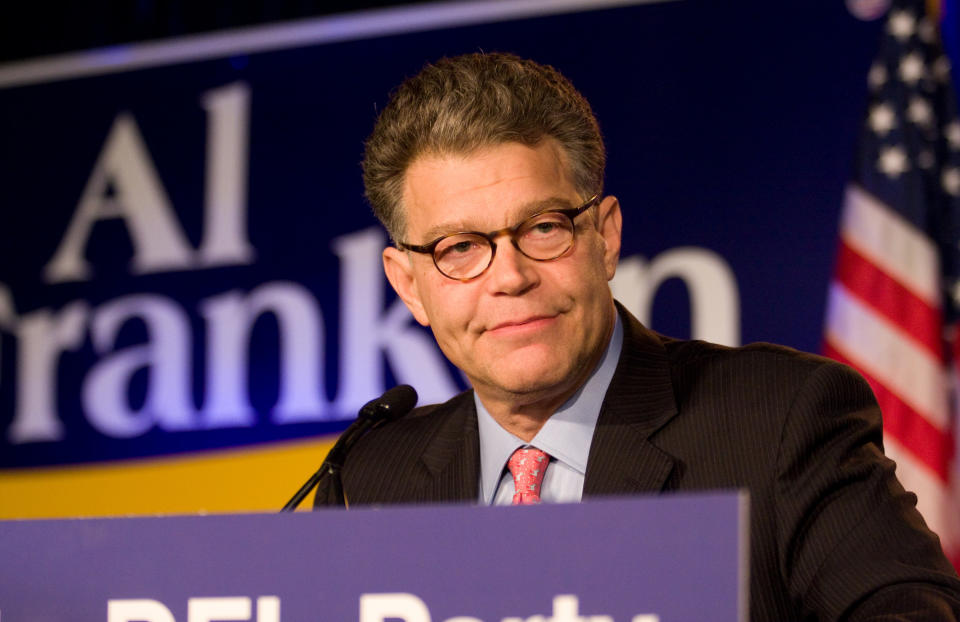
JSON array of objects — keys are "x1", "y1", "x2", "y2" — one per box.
[
  {"x1": 399, "y1": 140, "x2": 579, "y2": 241},
  {"x1": 416, "y1": 196, "x2": 578, "y2": 241}
]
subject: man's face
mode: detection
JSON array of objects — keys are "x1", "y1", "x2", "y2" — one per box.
[{"x1": 382, "y1": 139, "x2": 622, "y2": 406}]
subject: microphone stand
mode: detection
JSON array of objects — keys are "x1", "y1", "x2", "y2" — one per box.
[
  {"x1": 282, "y1": 461, "x2": 344, "y2": 512},
  {"x1": 280, "y1": 385, "x2": 417, "y2": 512},
  {"x1": 280, "y1": 422, "x2": 363, "y2": 511}
]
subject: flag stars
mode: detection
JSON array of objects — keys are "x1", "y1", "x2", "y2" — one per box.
[
  {"x1": 948, "y1": 279, "x2": 960, "y2": 310},
  {"x1": 950, "y1": 280, "x2": 960, "y2": 309},
  {"x1": 918, "y1": 18, "x2": 937, "y2": 44},
  {"x1": 868, "y1": 63, "x2": 887, "y2": 89},
  {"x1": 942, "y1": 168, "x2": 960, "y2": 195},
  {"x1": 869, "y1": 103, "x2": 897, "y2": 135},
  {"x1": 878, "y1": 146, "x2": 910, "y2": 178},
  {"x1": 900, "y1": 52, "x2": 926, "y2": 84},
  {"x1": 907, "y1": 96, "x2": 934, "y2": 126},
  {"x1": 933, "y1": 56, "x2": 952, "y2": 82},
  {"x1": 946, "y1": 121, "x2": 960, "y2": 149},
  {"x1": 888, "y1": 10, "x2": 917, "y2": 41}
]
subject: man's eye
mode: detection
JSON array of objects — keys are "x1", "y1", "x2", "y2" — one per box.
[
  {"x1": 526, "y1": 218, "x2": 566, "y2": 237},
  {"x1": 449, "y1": 240, "x2": 476, "y2": 253},
  {"x1": 436, "y1": 237, "x2": 484, "y2": 260},
  {"x1": 533, "y1": 222, "x2": 560, "y2": 234}
]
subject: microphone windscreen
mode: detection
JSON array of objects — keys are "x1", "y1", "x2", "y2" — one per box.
[{"x1": 378, "y1": 384, "x2": 418, "y2": 420}]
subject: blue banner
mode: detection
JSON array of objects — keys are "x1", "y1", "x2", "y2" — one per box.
[{"x1": 0, "y1": 0, "x2": 886, "y2": 515}]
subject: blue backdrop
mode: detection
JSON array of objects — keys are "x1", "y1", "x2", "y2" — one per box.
[{"x1": 0, "y1": 0, "x2": 910, "y2": 513}]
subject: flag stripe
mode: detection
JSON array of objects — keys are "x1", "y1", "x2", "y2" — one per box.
[
  {"x1": 834, "y1": 239, "x2": 943, "y2": 358},
  {"x1": 823, "y1": 341, "x2": 952, "y2": 482},
  {"x1": 840, "y1": 184, "x2": 941, "y2": 306},
  {"x1": 825, "y1": 282, "x2": 950, "y2": 429}
]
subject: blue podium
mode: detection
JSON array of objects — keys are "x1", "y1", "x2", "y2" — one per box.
[{"x1": 0, "y1": 492, "x2": 748, "y2": 621}]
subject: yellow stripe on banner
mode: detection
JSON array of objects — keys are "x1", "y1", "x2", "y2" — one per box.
[{"x1": 0, "y1": 436, "x2": 338, "y2": 518}]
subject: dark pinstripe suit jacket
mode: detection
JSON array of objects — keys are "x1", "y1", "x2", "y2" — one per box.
[{"x1": 317, "y1": 307, "x2": 960, "y2": 621}]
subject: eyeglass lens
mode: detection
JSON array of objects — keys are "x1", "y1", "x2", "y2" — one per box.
[{"x1": 433, "y1": 211, "x2": 576, "y2": 279}]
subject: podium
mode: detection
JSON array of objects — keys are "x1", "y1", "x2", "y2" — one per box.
[{"x1": 0, "y1": 492, "x2": 747, "y2": 621}]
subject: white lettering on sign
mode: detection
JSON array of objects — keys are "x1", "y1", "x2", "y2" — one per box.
[
  {"x1": 357, "y1": 593, "x2": 660, "y2": 622},
  {"x1": 0, "y1": 283, "x2": 12, "y2": 398},
  {"x1": 5, "y1": 236, "x2": 459, "y2": 441},
  {"x1": 44, "y1": 82, "x2": 253, "y2": 284},
  {"x1": 82, "y1": 295, "x2": 195, "y2": 437},
  {"x1": 107, "y1": 596, "x2": 279, "y2": 622},
  {"x1": 611, "y1": 248, "x2": 740, "y2": 346},
  {"x1": 187, "y1": 596, "x2": 251, "y2": 621},
  {"x1": 360, "y1": 592, "x2": 433, "y2": 621},
  {"x1": 198, "y1": 83, "x2": 255, "y2": 268},
  {"x1": 108, "y1": 599, "x2": 176, "y2": 622},
  {"x1": 44, "y1": 112, "x2": 197, "y2": 282},
  {"x1": 5, "y1": 234, "x2": 460, "y2": 442},
  {"x1": 200, "y1": 282, "x2": 329, "y2": 427},
  {"x1": 332, "y1": 228, "x2": 459, "y2": 413},
  {"x1": 7, "y1": 302, "x2": 88, "y2": 442}
]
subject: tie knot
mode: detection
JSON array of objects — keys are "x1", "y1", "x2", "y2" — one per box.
[{"x1": 507, "y1": 447, "x2": 550, "y2": 505}]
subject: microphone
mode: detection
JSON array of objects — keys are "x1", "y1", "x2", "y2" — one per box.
[{"x1": 280, "y1": 384, "x2": 418, "y2": 511}]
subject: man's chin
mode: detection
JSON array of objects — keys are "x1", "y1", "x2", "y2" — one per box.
[{"x1": 481, "y1": 363, "x2": 573, "y2": 400}]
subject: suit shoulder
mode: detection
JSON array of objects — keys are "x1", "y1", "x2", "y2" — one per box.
[
  {"x1": 663, "y1": 336, "x2": 857, "y2": 376},
  {"x1": 657, "y1": 336, "x2": 875, "y2": 407}
]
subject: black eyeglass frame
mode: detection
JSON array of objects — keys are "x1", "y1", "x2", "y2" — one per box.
[{"x1": 398, "y1": 194, "x2": 601, "y2": 282}]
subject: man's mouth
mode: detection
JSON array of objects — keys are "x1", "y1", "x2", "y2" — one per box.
[{"x1": 487, "y1": 315, "x2": 557, "y2": 334}]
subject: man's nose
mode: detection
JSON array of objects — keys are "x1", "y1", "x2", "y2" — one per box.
[{"x1": 484, "y1": 238, "x2": 538, "y2": 295}]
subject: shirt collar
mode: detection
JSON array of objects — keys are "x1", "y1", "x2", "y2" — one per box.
[{"x1": 475, "y1": 314, "x2": 624, "y2": 504}]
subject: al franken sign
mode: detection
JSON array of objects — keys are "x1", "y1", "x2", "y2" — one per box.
[
  {"x1": 1, "y1": 82, "x2": 461, "y2": 447},
  {"x1": 0, "y1": 81, "x2": 737, "y2": 479}
]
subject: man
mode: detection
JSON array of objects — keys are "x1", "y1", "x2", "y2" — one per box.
[{"x1": 316, "y1": 52, "x2": 960, "y2": 620}]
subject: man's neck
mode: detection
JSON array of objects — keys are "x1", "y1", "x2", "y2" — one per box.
[
  {"x1": 473, "y1": 311, "x2": 618, "y2": 442},
  {"x1": 479, "y1": 393, "x2": 571, "y2": 442}
]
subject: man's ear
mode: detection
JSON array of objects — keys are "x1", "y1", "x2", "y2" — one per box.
[
  {"x1": 383, "y1": 246, "x2": 430, "y2": 326},
  {"x1": 597, "y1": 196, "x2": 622, "y2": 280}
]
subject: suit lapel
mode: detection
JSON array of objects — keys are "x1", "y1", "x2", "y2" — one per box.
[
  {"x1": 417, "y1": 392, "x2": 481, "y2": 503},
  {"x1": 584, "y1": 306, "x2": 679, "y2": 497}
]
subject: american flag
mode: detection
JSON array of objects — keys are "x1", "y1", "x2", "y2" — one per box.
[{"x1": 824, "y1": 0, "x2": 960, "y2": 566}]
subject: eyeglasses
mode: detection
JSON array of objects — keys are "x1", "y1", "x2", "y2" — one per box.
[{"x1": 399, "y1": 195, "x2": 600, "y2": 281}]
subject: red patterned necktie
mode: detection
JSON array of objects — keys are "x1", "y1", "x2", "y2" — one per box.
[{"x1": 507, "y1": 447, "x2": 550, "y2": 505}]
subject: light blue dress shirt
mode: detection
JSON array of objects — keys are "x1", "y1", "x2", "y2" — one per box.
[{"x1": 476, "y1": 315, "x2": 624, "y2": 505}]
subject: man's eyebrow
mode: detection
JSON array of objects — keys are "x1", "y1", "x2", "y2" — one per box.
[{"x1": 419, "y1": 196, "x2": 575, "y2": 241}]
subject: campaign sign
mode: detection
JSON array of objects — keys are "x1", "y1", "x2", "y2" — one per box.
[
  {"x1": 0, "y1": 492, "x2": 747, "y2": 621},
  {"x1": 0, "y1": 0, "x2": 885, "y2": 519}
]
